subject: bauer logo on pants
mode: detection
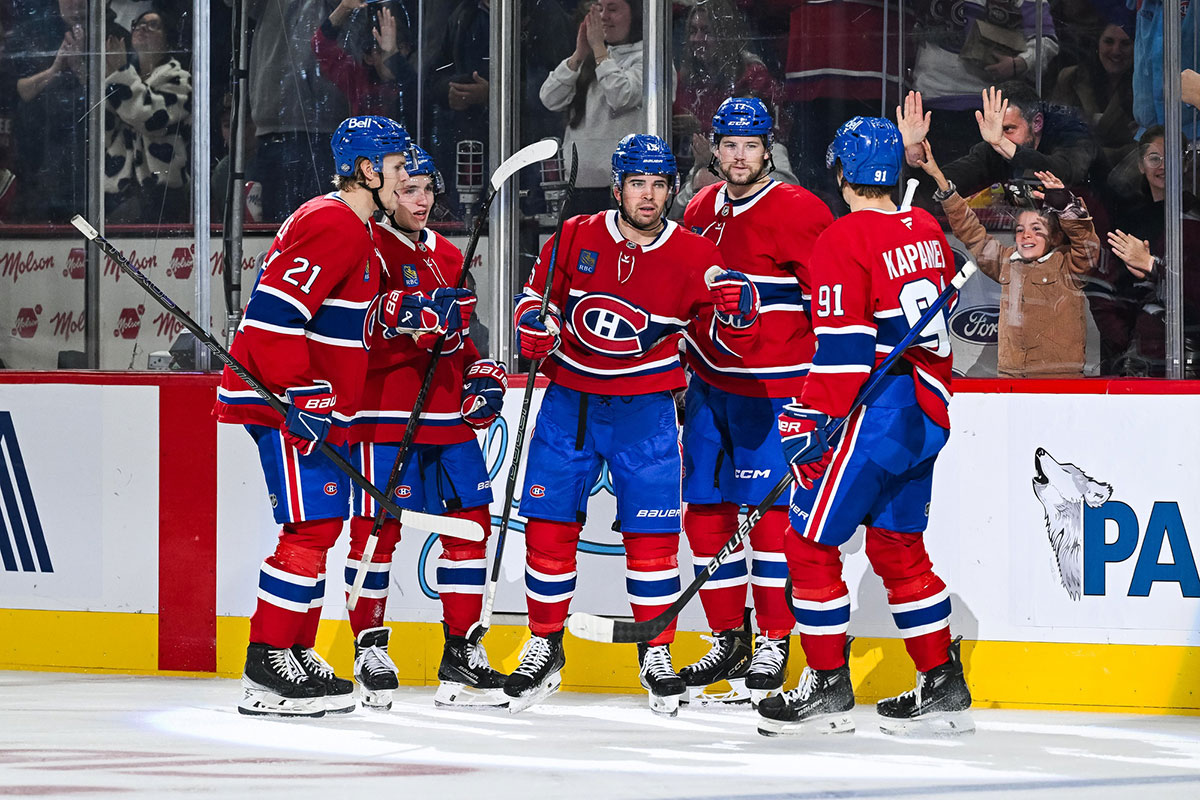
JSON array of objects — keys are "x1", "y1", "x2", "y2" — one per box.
[{"x1": 0, "y1": 411, "x2": 53, "y2": 573}]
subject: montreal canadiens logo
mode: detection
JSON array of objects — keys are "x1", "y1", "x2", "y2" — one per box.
[
  {"x1": 323, "y1": 482, "x2": 338, "y2": 496},
  {"x1": 570, "y1": 293, "x2": 650, "y2": 356},
  {"x1": 529, "y1": 485, "x2": 546, "y2": 498},
  {"x1": 395, "y1": 486, "x2": 412, "y2": 498}
]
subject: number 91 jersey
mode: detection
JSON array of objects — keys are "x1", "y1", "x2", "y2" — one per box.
[{"x1": 800, "y1": 206, "x2": 956, "y2": 429}]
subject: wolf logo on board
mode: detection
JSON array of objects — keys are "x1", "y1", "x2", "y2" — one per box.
[{"x1": 1032, "y1": 448, "x2": 1111, "y2": 600}]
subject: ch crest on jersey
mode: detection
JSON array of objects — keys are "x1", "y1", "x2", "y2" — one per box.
[
  {"x1": 577, "y1": 249, "x2": 598, "y2": 274},
  {"x1": 569, "y1": 293, "x2": 650, "y2": 356},
  {"x1": 402, "y1": 264, "x2": 420, "y2": 287}
]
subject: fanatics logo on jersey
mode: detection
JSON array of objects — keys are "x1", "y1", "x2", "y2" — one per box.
[
  {"x1": 577, "y1": 249, "x2": 598, "y2": 274},
  {"x1": 402, "y1": 264, "x2": 420, "y2": 287},
  {"x1": 530, "y1": 485, "x2": 546, "y2": 498},
  {"x1": 323, "y1": 482, "x2": 338, "y2": 496}
]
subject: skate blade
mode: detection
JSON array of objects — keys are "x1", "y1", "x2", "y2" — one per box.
[
  {"x1": 648, "y1": 691, "x2": 685, "y2": 718},
  {"x1": 325, "y1": 693, "x2": 357, "y2": 714},
  {"x1": 238, "y1": 686, "x2": 326, "y2": 718},
  {"x1": 756, "y1": 712, "x2": 855, "y2": 737},
  {"x1": 506, "y1": 673, "x2": 562, "y2": 714},
  {"x1": 878, "y1": 709, "x2": 976, "y2": 737},
  {"x1": 750, "y1": 686, "x2": 782, "y2": 708},
  {"x1": 684, "y1": 679, "x2": 752, "y2": 707},
  {"x1": 359, "y1": 687, "x2": 394, "y2": 711},
  {"x1": 434, "y1": 681, "x2": 510, "y2": 709}
]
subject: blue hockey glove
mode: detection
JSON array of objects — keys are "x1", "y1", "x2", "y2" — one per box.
[
  {"x1": 777, "y1": 402, "x2": 833, "y2": 489},
  {"x1": 516, "y1": 308, "x2": 562, "y2": 360},
  {"x1": 431, "y1": 287, "x2": 474, "y2": 333},
  {"x1": 378, "y1": 289, "x2": 446, "y2": 340},
  {"x1": 283, "y1": 380, "x2": 336, "y2": 456},
  {"x1": 461, "y1": 359, "x2": 508, "y2": 429},
  {"x1": 706, "y1": 269, "x2": 760, "y2": 328}
]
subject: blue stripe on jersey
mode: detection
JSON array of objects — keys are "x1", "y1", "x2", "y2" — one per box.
[
  {"x1": 244, "y1": 290, "x2": 306, "y2": 330},
  {"x1": 437, "y1": 565, "x2": 486, "y2": 588},
  {"x1": 550, "y1": 352, "x2": 681, "y2": 381},
  {"x1": 692, "y1": 556, "x2": 749, "y2": 581},
  {"x1": 792, "y1": 602, "x2": 851, "y2": 630},
  {"x1": 812, "y1": 330, "x2": 875, "y2": 369},
  {"x1": 626, "y1": 574, "x2": 680, "y2": 599},
  {"x1": 874, "y1": 315, "x2": 912, "y2": 348},
  {"x1": 312, "y1": 577, "x2": 326, "y2": 603},
  {"x1": 754, "y1": 280, "x2": 805, "y2": 309},
  {"x1": 892, "y1": 597, "x2": 952, "y2": 632},
  {"x1": 343, "y1": 566, "x2": 389, "y2": 592},
  {"x1": 526, "y1": 572, "x2": 577, "y2": 598},
  {"x1": 750, "y1": 558, "x2": 789, "y2": 580},
  {"x1": 259, "y1": 570, "x2": 318, "y2": 604},
  {"x1": 310, "y1": 303, "x2": 369, "y2": 346}
]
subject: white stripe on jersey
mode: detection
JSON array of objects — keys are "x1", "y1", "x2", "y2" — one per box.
[
  {"x1": 814, "y1": 325, "x2": 876, "y2": 336},
  {"x1": 306, "y1": 331, "x2": 365, "y2": 348},
  {"x1": 683, "y1": 332, "x2": 811, "y2": 374},
  {"x1": 241, "y1": 319, "x2": 306, "y2": 337},
  {"x1": 914, "y1": 364, "x2": 952, "y2": 402},
  {"x1": 322, "y1": 297, "x2": 375, "y2": 310},
  {"x1": 875, "y1": 307, "x2": 904, "y2": 319},
  {"x1": 808, "y1": 363, "x2": 871, "y2": 374},
  {"x1": 551, "y1": 349, "x2": 680, "y2": 377}
]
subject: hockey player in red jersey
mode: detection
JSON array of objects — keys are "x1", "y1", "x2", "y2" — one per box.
[
  {"x1": 214, "y1": 115, "x2": 412, "y2": 718},
  {"x1": 503, "y1": 133, "x2": 759, "y2": 717},
  {"x1": 679, "y1": 97, "x2": 834, "y2": 705},
  {"x1": 756, "y1": 117, "x2": 973, "y2": 737},
  {"x1": 346, "y1": 144, "x2": 508, "y2": 710}
]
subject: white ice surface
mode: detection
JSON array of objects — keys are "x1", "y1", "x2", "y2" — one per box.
[{"x1": 3, "y1": 671, "x2": 1200, "y2": 799}]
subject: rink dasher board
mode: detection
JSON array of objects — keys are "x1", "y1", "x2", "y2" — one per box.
[{"x1": 1, "y1": 375, "x2": 1199, "y2": 710}]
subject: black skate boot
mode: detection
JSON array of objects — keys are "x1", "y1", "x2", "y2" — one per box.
[
  {"x1": 435, "y1": 624, "x2": 509, "y2": 708},
  {"x1": 291, "y1": 645, "x2": 356, "y2": 714},
  {"x1": 757, "y1": 637, "x2": 855, "y2": 736},
  {"x1": 677, "y1": 628, "x2": 752, "y2": 705},
  {"x1": 746, "y1": 635, "x2": 790, "y2": 706},
  {"x1": 877, "y1": 636, "x2": 974, "y2": 737},
  {"x1": 354, "y1": 626, "x2": 399, "y2": 711},
  {"x1": 504, "y1": 630, "x2": 566, "y2": 714},
  {"x1": 238, "y1": 642, "x2": 326, "y2": 718},
  {"x1": 637, "y1": 643, "x2": 687, "y2": 718}
]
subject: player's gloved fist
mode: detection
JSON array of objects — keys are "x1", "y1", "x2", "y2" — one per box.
[
  {"x1": 378, "y1": 289, "x2": 446, "y2": 340},
  {"x1": 283, "y1": 380, "x2": 337, "y2": 456},
  {"x1": 460, "y1": 358, "x2": 508, "y2": 429},
  {"x1": 517, "y1": 308, "x2": 562, "y2": 360},
  {"x1": 431, "y1": 287, "x2": 474, "y2": 333},
  {"x1": 706, "y1": 269, "x2": 760, "y2": 328},
  {"x1": 777, "y1": 402, "x2": 832, "y2": 490}
]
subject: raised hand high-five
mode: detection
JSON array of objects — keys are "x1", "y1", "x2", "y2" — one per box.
[{"x1": 895, "y1": 90, "x2": 931, "y2": 168}]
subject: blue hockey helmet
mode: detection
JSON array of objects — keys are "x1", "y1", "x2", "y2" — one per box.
[
  {"x1": 825, "y1": 116, "x2": 903, "y2": 186},
  {"x1": 611, "y1": 133, "x2": 678, "y2": 189},
  {"x1": 404, "y1": 144, "x2": 446, "y2": 195},
  {"x1": 331, "y1": 115, "x2": 412, "y2": 177},
  {"x1": 710, "y1": 96, "x2": 774, "y2": 148}
]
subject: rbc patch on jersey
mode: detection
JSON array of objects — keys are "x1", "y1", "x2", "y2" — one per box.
[
  {"x1": 691, "y1": 226, "x2": 703, "y2": 234},
  {"x1": 402, "y1": 264, "x2": 420, "y2": 287},
  {"x1": 577, "y1": 250, "x2": 598, "y2": 274}
]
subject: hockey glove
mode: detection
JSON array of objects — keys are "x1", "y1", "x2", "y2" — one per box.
[
  {"x1": 461, "y1": 359, "x2": 508, "y2": 429},
  {"x1": 777, "y1": 402, "x2": 833, "y2": 490},
  {"x1": 283, "y1": 380, "x2": 337, "y2": 456},
  {"x1": 706, "y1": 269, "x2": 760, "y2": 329},
  {"x1": 431, "y1": 287, "x2": 474, "y2": 333},
  {"x1": 378, "y1": 289, "x2": 446, "y2": 340},
  {"x1": 517, "y1": 308, "x2": 562, "y2": 360}
]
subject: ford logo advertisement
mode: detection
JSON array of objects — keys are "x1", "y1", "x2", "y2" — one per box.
[{"x1": 950, "y1": 305, "x2": 999, "y2": 344}]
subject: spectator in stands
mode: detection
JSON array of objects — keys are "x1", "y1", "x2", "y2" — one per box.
[
  {"x1": 539, "y1": 0, "x2": 648, "y2": 214},
  {"x1": 898, "y1": 83, "x2": 1098, "y2": 203},
  {"x1": 1131, "y1": 0, "x2": 1198, "y2": 139},
  {"x1": 104, "y1": 8, "x2": 192, "y2": 223},
  {"x1": 1051, "y1": 14, "x2": 1137, "y2": 172},
  {"x1": 10, "y1": 0, "x2": 88, "y2": 222},
  {"x1": 0, "y1": 8, "x2": 19, "y2": 220},
  {"x1": 1094, "y1": 127, "x2": 1200, "y2": 375},
  {"x1": 920, "y1": 140, "x2": 1100, "y2": 378},
  {"x1": 911, "y1": 0, "x2": 1059, "y2": 164},
  {"x1": 312, "y1": 0, "x2": 417, "y2": 131},
  {"x1": 246, "y1": 0, "x2": 348, "y2": 222}
]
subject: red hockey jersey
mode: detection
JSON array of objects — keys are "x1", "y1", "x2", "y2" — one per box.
[
  {"x1": 351, "y1": 223, "x2": 481, "y2": 446},
  {"x1": 214, "y1": 193, "x2": 383, "y2": 444},
  {"x1": 682, "y1": 180, "x2": 834, "y2": 398},
  {"x1": 516, "y1": 210, "x2": 728, "y2": 395},
  {"x1": 800, "y1": 206, "x2": 956, "y2": 429}
]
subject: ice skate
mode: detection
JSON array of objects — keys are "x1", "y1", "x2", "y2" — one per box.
[
  {"x1": 435, "y1": 626, "x2": 509, "y2": 709},
  {"x1": 637, "y1": 643, "x2": 687, "y2": 718},
  {"x1": 238, "y1": 643, "x2": 326, "y2": 718},
  {"x1": 677, "y1": 628, "x2": 751, "y2": 706},
  {"x1": 756, "y1": 663, "x2": 855, "y2": 736},
  {"x1": 354, "y1": 627, "x2": 400, "y2": 711},
  {"x1": 504, "y1": 631, "x2": 566, "y2": 714},
  {"x1": 877, "y1": 637, "x2": 974, "y2": 737},
  {"x1": 746, "y1": 634, "x2": 789, "y2": 706},
  {"x1": 291, "y1": 645, "x2": 356, "y2": 714}
]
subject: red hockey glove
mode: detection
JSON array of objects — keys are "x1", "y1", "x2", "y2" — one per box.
[
  {"x1": 517, "y1": 308, "x2": 562, "y2": 360},
  {"x1": 777, "y1": 402, "x2": 833, "y2": 489},
  {"x1": 283, "y1": 380, "x2": 336, "y2": 456},
  {"x1": 706, "y1": 269, "x2": 760, "y2": 329},
  {"x1": 461, "y1": 359, "x2": 508, "y2": 429}
]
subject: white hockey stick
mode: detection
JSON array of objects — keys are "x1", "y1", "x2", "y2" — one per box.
[{"x1": 900, "y1": 177, "x2": 919, "y2": 211}]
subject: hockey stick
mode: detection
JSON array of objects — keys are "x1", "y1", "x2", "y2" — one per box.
[
  {"x1": 346, "y1": 138, "x2": 560, "y2": 610},
  {"x1": 70, "y1": 215, "x2": 483, "y2": 543},
  {"x1": 465, "y1": 143, "x2": 579, "y2": 645},
  {"x1": 901, "y1": 178, "x2": 919, "y2": 211},
  {"x1": 568, "y1": 259, "x2": 979, "y2": 644}
]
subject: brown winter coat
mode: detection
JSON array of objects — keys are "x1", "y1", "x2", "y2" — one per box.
[{"x1": 942, "y1": 192, "x2": 1101, "y2": 377}]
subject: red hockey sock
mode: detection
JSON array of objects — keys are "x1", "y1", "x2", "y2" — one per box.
[
  {"x1": 624, "y1": 531, "x2": 681, "y2": 646},
  {"x1": 524, "y1": 518, "x2": 581, "y2": 636},
  {"x1": 345, "y1": 516, "x2": 403, "y2": 636},
  {"x1": 785, "y1": 531, "x2": 850, "y2": 670},
  {"x1": 684, "y1": 503, "x2": 746, "y2": 632},
  {"x1": 865, "y1": 527, "x2": 952, "y2": 672},
  {"x1": 437, "y1": 506, "x2": 491, "y2": 637},
  {"x1": 249, "y1": 519, "x2": 342, "y2": 649},
  {"x1": 748, "y1": 507, "x2": 794, "y2": 638}
]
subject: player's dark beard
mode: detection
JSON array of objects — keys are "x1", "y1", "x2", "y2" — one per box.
[
  {"x1": 616, "y1": 188, "x2": 668, "y2": 234},
  {"x1": 712, "y1": 155, "x2": 774, "y2": 186}
]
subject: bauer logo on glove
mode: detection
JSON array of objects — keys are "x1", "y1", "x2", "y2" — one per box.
[
  {"x1": 461, "y1": 359, "x2": 508, "y2": 429},
  {"x1": 777, "y1": 402, "x2": 834, "y2": 489}
]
